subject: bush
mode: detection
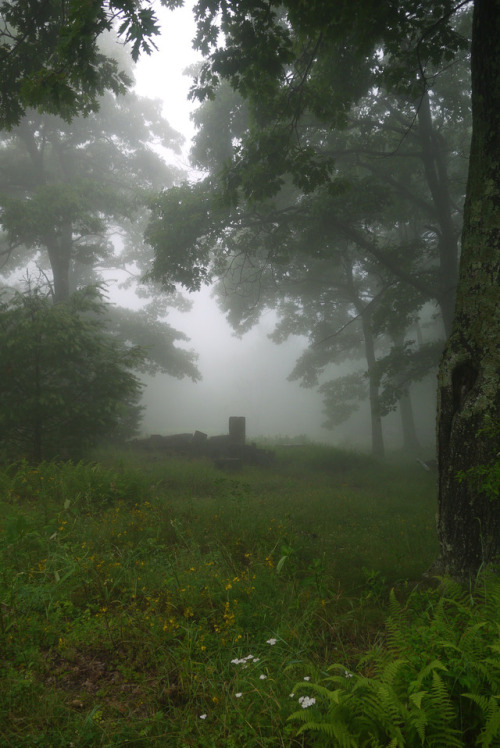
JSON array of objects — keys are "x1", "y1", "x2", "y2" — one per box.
[{"x1": 0, "y1": 286, "x2": 144, "y2": 462}]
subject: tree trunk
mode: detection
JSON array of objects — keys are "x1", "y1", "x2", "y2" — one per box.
[
  {"x1": 417, "y1": 92, "x2": 460, "y2": 337},
  {"x1": 399, "y1": 389, "x2": 421, "y2": 452},
  {"x1": 47, "y1": 223, "x2": 72, "y2": 303},
  {"x1": 360, "y1": 311, "x2": 385, "y2": 459},
  {"x1": 390, "y1": 328, "x2": 421, "y2": 452},
  {"x1": 436, "y1": 0, "x2": 500, "y2": 579}
]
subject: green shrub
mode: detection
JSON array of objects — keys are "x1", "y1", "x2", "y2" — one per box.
[{"x1": 0, "y1": 286, "x2": 144, "y2": 462}]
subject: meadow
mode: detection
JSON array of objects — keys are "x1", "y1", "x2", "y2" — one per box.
[{"x1": 1, "y1": 445, "x2": 499, "y2": 747}]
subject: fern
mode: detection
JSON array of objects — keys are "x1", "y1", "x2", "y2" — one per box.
[
  {"x1": 464, "y1": 693, "x2": 500, "y2": 747},
  {"x1": 287, "y1": 573, "x2": 500, "y2": 747}
]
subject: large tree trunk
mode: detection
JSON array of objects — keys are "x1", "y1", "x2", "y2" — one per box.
[{"x1": 436, "y1": 0, "x2": 500, "y2": 579}]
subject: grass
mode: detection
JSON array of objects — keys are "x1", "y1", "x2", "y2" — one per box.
[{"x1": 0, "y1": 445, "x2": 439, "y2": 746}]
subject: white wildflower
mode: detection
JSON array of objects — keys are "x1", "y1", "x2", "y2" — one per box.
[
  {"x1": 266, "y1": 638, "x2": 277, "y2": 645},
  {"x1": 259, "y1": 674, "x2": 267, "y2": 680},
  {"x1": 344, "y1": 671, "x2": 353, "y2": 679},
  {"x1": 199, "y1": 714, "x2": 207, "y2": 719},
  {"x1": 298, "y1": 696, "x2": 316, "y2": 709},
  {"x1": 235, "y1": 692, "x2": 242, "y2": 698},
  {"x1": 303, "y1": 676, "x2": 311, "y2": 681}
]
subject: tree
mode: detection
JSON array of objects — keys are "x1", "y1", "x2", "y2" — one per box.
[
  {"x1": 0, "y1": 284, "x2": 145, "y2": 462},
  {"x1": 0, "y1": 90, "x2": 182, "y2": 301},
  {"x1": 0, "y1": 91, "x2": 200, "y2": 382},
  {"x1": 0, "y1": 0, "x2": 181, "y2": 128},
  {"x1": 147, "y1": 59, "x2": 468, "y2": 457},
  {"x1": 189, "y1": 0, "x2": 499, "y2": 579},
  {"x1": 436, "y1": 0, "x2": 500, "y2": 578},
  {"x1": 150, "y1": 0, "x2": 498, "y2": 578}
]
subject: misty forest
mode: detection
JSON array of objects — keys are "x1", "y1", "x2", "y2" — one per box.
[{"x1": 0, "y1": 0, "x2": 499, "y2": 745}]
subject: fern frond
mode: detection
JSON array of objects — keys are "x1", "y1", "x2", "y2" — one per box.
[
  {"x1": 381, "y1": 658, "x2": 407, "y2": 685},
  {"x1": 477, "y1": 703, "x2": 500, "y2": 747},
  {"x1": 430, "y1": 670, "x2": 456, "y2": 724},
  {"x1": 293, "y1": 714, "x2": 358, "y2": 747},
  {"x1": 408, "y1": 704, "x2": 429, "y2": 744},
  {"x1": 412, "y1": 658, "x2": 448, "y2": 690}
]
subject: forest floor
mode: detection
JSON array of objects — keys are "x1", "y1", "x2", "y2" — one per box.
[{"x1": 1, "y1": 445, "x2": 495, "y2": 746}]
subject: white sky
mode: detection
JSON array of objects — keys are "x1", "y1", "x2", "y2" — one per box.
[{"x1": 133, "y1": 2, "x2": 200, "y2": 170}]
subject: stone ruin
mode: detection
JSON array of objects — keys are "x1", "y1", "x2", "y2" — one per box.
[{"x1": 128, "y1": 417, "x2": 274, "y2": 470}]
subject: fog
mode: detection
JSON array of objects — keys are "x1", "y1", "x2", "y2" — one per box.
[
  {"x1": 134, "y1": 287, "x2": 438, "y2": 450},
  {"x1": 127, "y1": 4, "x2": 439, "y2": 450},
  {"x1": 138, "y1": 288, "x2": 322, "y2": 440},
  {"x1": 0, "y1": 1, "x2": 444, "y2": 456}
]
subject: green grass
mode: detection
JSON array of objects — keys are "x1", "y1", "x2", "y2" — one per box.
[{"x1": 0, "y1": 446, "x2": 439, "y2": 746}]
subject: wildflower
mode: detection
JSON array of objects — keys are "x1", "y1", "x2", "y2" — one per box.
[
  {"x1": 235, "y1": 692, "x2": 242, "y2": 698},
  {"x1": 298, "y1": 696, "x2": 316, "y2": 709},
  {"x1": 266, "y1": 638, "x2": 277, "y2": 645},
  {"x1": 303, "y1": 676, "x2": 311, "y2": 681},
  {"x1": 259, "y1": 674, "x2": 267, "y2": 680},
  {"x1": 289, "y1": 693, "x2": 294, "y2": 698},
  {"x1": 199, "y1": 714, "x2": 207, "y2": 719},
  {"x1": 344, "y1": 670, "x2": 353, "y2": 678}
]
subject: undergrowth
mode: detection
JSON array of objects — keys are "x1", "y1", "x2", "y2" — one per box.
[
  {"x1": 0, "y1": 447, "x2": 493, "y2": 746},
  {"x1": 288, "y1": 575, "x2": 500, "y2": 747}
]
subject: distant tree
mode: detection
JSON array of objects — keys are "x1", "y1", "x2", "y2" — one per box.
[
  {"x1": 0, "y1": 90, "x2": 182, "y2": 301},
  {"x1": 0, "y1": 91, "x2": 200, "y2": 381},
  {"x1": 0, "y1": 285, "x2": 145, "y2": 462},
  {"x1": 147, "y1": 63, "x2": 468, "y2": 455},
  {"x1": 0, "y1": 0, "x2": 181, "y2": 128}
]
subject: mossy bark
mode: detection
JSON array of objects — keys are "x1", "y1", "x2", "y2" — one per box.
[{"x1": 436, "y1": 0, "x2": 500, "y2": 578}]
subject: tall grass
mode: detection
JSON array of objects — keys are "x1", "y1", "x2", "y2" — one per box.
[{"x1": 0, "y1": 446, "x2": 440, "y2": 746}]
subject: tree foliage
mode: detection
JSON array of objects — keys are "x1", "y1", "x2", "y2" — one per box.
[
  {"x1": 0, "y1": 88, "x2": 200, "y2": 381},
  {"x1": 0, "y1": 0, "x2": 182, "y2": 128},
  {"x1": 147, "y1": 40, "x2": 470, "y2": 454},
  {"x1": 0, "y1": 285, "x2": 145, "y2": 462}
]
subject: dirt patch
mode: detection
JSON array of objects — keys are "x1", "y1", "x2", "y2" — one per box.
[{"x1": 41, "y1": 646, "x2": 182, "y2": 716}]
